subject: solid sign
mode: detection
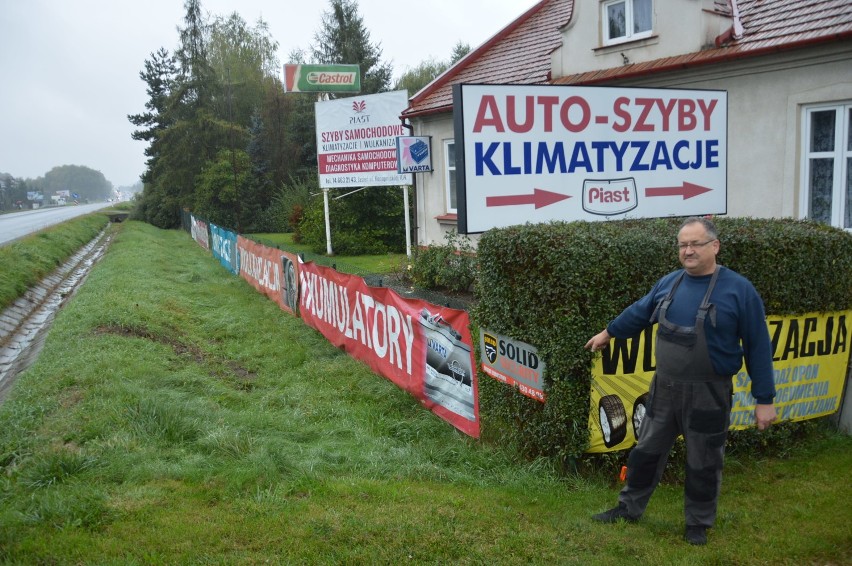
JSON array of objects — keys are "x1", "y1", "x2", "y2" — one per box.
[
  {"x1": 396, "y1": 136, "x2": 433, "y2": 173},
  {"x1": 283, "y1": 64, "x2": 360, "y2": 93},
  {"x1": 480, "y1": 329, "x2": 546, "y2": 402},
  {"x1": 315, "y1": 90, "x2": 412, "y2": 188},
  {"x1": 452, "y1": 84, "x2": 728, "y2": 233}
]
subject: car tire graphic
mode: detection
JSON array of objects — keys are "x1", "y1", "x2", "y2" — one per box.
[
  {"x1": 632, "y1": 393, "x2": 649, "y2": 439},
  {"x1": 599, "y1": 394, "x2": 627, "y2": 448}
]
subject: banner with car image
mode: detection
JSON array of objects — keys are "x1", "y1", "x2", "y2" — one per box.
[
  {"x1": 588, "y1": 310, "x2": 851, "y2": 453},
  {"x1": 236, "y1": 236, "x2": 300, "y2": 315},
  {"x1": 298, "y1": 260, "x2": 479, "y2": 437}
]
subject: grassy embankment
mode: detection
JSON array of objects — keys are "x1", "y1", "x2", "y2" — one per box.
[
  {"x1": 0, "y1": 212, "x2": 110, "y2": 312},
  {"x1": 0, "y1": 220, "x2": 850, "y2": 564}
]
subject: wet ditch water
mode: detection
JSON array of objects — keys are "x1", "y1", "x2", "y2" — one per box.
[{"x1": 0, "y1": 228, "x2": 113, "y2": 403}]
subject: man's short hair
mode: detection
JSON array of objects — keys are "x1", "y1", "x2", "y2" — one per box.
[{"x1": 679, "y1": 216, "x2": 718, "y2": 240}]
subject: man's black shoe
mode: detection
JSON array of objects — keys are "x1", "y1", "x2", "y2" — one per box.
[
  {"x1": 684, "y1": 526, "x2": 708, "y2": 545},
  {"x1": 591, "y1": 503, "x2": 638, "y2": 523}
]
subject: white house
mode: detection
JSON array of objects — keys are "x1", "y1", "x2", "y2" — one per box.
[{"x1": 401, "y1": 0, "x2": 852, "y2": 245}]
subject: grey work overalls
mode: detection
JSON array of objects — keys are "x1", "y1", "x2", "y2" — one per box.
[{"x1": 619, "y1": 266, "x2": 734, "y2": 528}]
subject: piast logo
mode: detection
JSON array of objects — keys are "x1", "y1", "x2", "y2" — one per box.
[{"x1": 484, "y1": 333, "x2": 498, "y2": 364}]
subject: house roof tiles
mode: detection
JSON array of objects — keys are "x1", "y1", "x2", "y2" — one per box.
[
  {"x1": 402, "y1": 0, "x2": 571, "y2": 118},
  {"x1": 403, "y1": 0, "x2": 852, "y2": 118},
  {"x1": 554, "y1": 0, "x2": 852, "y2": 85}
]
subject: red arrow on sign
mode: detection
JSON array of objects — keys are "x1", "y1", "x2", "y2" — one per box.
[
  {"x1": 645, "y1": 182, "x2": 713, "y2": 200},
  {"x1": 486, "y1": 188, "x2": 571, "y2": 209}
]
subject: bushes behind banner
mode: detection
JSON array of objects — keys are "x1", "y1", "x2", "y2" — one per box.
[
  {"x1": 471, "y1": 217, "x2": 852, "y2": 462},
  {"x1": 298, "y1": 185, "x2": 409, "y2": 255}
]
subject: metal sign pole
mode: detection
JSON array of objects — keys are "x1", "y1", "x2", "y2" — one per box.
[
  {"x1": 323, "y1": 188, "x2": 333, "y2": 255},
  {"x1": 403, "y1": 185, "x2": 412, "y2": 258}
]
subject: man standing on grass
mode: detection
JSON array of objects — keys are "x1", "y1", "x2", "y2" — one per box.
[{"x1": 584, "y1": 216, "x2": 776, "y2": 545}]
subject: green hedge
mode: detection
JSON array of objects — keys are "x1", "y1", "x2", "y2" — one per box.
[{"x1": 472, "y1": 217, "x2": 852, "y2": 462}]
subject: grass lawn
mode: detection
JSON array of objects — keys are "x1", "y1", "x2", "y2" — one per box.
[
  {"x1": 248, "y1": 232, "x2": 408, "y2": 276},
  {"x1": 0, "y1": 221, "x2": 849, "y2": 564}
]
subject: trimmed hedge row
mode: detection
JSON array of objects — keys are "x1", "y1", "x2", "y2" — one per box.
[{"x1": 471, "y1": 217, "x2": 852, "y2": 461}]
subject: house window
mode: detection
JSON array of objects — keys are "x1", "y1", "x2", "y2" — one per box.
[
  {"x1": 602, "y1": 0, "x2": 652, "y2": 45},
  {"x1": 444, "y1": 140, "x2": 457, "y2": 213},
  {"x1": 801, "y1": 103, "x2": 852, "y2": 229}
]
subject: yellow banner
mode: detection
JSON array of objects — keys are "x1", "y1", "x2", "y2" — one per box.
[{"x1": 588, "y1": 310, "x2": 851, "y2": 453}]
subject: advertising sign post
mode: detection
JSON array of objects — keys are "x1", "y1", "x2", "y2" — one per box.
[
  {"x1": 453, "y1": 84, "x2": 728, "y2": 233},
  {"x1": 283, "y1": 64, "x2": 361, "y2": 93},
  {"x1": 314, "y1": 90, "x2": 412, "y2": 254}
]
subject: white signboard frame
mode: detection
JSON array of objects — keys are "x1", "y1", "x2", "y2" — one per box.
[
  {"x1": 315, "y1": 90, "x2": 412, "y2": 188},
  {"x1": 453, "y1": 84, "x2": 728, "y2": 234}
]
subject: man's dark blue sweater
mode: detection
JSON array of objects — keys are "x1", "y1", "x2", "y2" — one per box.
[{"x1": 607, "y1": 266, "x2": 776, "y2": 404}]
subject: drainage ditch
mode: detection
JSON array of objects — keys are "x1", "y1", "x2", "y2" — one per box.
[{"x1": 0, "y1": 228, "x2": 113, "y2": 403}]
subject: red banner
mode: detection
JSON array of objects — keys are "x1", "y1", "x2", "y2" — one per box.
[
  {"x1": 190, "y1": 215, "x2": 209, "y2": 250},
  {"x1": 237, "y1": 237, "x2": 300, "y2": 315},
  {"x1": 298, "y1": 261, "x2": 479, "y2": 437}
]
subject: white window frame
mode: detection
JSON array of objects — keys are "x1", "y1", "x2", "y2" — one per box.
[
  {"x1": 800, "y1": 102, "x2": 852, "y2": 230},
  {"x1": 444, "y1": 139, "x2": 457, "y2": 214},
  {"x1": 602, "y1": 0, "x2": 653, "y2": 46}
]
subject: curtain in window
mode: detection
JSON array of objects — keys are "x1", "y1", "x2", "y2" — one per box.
[{"x1": 633, "y1": 0, "x2": 652, "y2": 33}]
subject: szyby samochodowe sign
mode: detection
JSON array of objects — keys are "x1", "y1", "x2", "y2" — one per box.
[
  {"x1": 452, "y1": 83, "x2": 728, "y2": 233},
  {"x1": 315, "y1": 90, "x2": 412, "y2": 188}
]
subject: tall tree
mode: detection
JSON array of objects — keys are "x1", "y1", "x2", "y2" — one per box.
[
  {"x1": 139, "y1": 0, "x2": 221, "y2": 228},
  {"x1": 393, "y1": 42, "x2": 470, "y2": 95},
  {"x1": 449, "y1": 41, "x2": 471, "y2": 65},
  {"x1": 311, "y1": 0, "x2": 393, "y2": 95},
  {"x1": 208, "y1": 13, "x2": 279, "y2": 129},
  {"x1": 128, "y1": 47, "x2": 178, "y2": 186},
  {"x1": 43, "y1": 165, "x2": 112, "y2": 201},
  {"x1": 241, "y1": 112, "x2": 275, "y2": 232}
]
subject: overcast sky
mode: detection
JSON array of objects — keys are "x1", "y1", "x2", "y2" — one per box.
[{"x1": 0, "y1": 0, "x2": 541, "y2": 188}]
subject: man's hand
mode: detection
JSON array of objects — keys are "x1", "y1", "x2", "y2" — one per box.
[
  {"x1": 755, "y1": 404, "x2": 776, "y2": 431},
  {"x1": 585, "y1": 329, "x2": 611, "y2": 352}
]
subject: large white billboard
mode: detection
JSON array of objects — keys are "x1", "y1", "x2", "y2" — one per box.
[
  {"x1": 453, "y1": 84, "x2": 728, "y2": 233},
  {"x1": 315, "y1": 90, "x2": 412, "y2": 188}
]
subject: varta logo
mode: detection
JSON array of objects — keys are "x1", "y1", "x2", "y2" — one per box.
[{"x1": 428, "y1": 338, "x2": 448, "y2": 359}]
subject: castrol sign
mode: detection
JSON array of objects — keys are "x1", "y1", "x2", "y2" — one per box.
[
  {"x1": 453, "y1": 84, "x2": 728, "y2": 233},
  {"x1": 284, "y1": 64, "x2": 361, "y2": 93}
]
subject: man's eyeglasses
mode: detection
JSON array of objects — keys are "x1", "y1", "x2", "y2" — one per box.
[{"x1": 677, "y1": 239, "x2": 716, "y2": 250}]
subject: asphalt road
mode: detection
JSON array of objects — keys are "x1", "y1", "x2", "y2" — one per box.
[{"x1": 0, "y1": 202, "x2": 113, "y2": 246}]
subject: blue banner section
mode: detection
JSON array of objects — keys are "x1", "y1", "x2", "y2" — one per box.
[{"x1": 210, "y1": 223, "x2": 239, "y2": 275}]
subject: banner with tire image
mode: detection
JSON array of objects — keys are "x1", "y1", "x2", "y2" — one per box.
[
  {"x1": 589, "y1": 374, "x2": 652, "y2": 452},
  {"x1": 588, "y1": 310, "x2": 852, "y2": 453}
]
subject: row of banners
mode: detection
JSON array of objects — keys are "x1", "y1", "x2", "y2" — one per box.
[
  {"x1": 190, "y1": 215, "x2": 479, "y2": 438},
  {"x1": 189, "y1": 215, "x2": 851, "y2": 451}
]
